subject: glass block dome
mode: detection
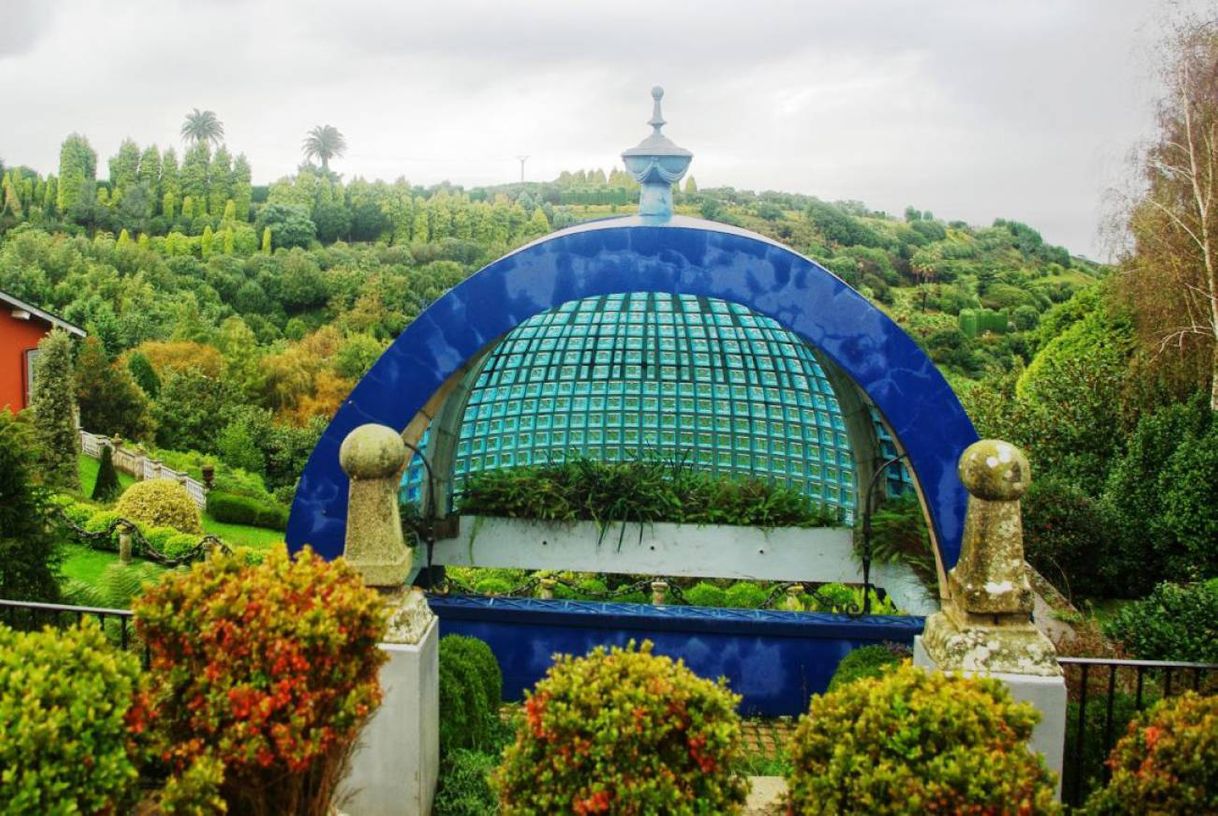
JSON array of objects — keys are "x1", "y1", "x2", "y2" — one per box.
[{"x1": 403, "y1": 292, "x2": 911, "y2": 523}]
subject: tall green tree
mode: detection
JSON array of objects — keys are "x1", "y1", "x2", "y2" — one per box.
[
  {"x1": 208, "y1": 146, "x2": 233, "y2": 216},
  {"x1": 0, "y1": 413, "x2": 61, "y2": 602},
  {"x1": 180, "y1": 108, "x2": 224, "y2": 148},
  {"x1": 232, "y1": 154, "x2": 253, "y2": 221},
  {"x1": 137, "y1": 144, "x2": 161, "y2": 195},
  {"x1": 75, "y1": 337, "x2": 154, "y2": 442},
  {"x1": 302, "y1": 125, "x2": 347, "y2": 171},
  {"x1": 30, "y1": 329, "x2": 80, "y2": 490},
  {"x1": 56, "y1": 133, "x2": 96, "y2": 215},
  {"x1": 107, "y1": 139, "x2": 141, "y2": 204},
  {"x1": 180, "y1": 143, "x2": 210, "y2": 212}
]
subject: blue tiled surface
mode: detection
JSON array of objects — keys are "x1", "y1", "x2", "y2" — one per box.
[{"x1": 430, "y1": 594, "x2": 925, "y2": 715}]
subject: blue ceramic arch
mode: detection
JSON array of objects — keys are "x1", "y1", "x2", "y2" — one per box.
[{"x1": 287, "y1": 215, "x2": 978, "y2": 570}]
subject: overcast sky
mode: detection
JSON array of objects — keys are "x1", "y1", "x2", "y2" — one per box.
[{"x1": 0, "y1": 0, "x2": 1204, "y2": 259}]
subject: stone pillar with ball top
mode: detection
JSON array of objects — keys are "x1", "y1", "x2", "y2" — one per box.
[
  {"x1": 339, "y1": 423, "x2": 439, "y2": 816},
  {"x1": 914, "y1": 439, "x2": 1068, "y2": 793}
]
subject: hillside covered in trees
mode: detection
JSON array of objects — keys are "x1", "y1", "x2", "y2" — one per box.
[{"x1": 3, "y1": 75, "x2": 1214, "y2": 608}]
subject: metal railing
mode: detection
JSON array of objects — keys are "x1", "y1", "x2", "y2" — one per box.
[
  {"x1": 1059, "y1": 656, "x2": 1218, "y2": 808},
  {"x1": 0, "y1": 599, "x2": 149, "y2": 668}
]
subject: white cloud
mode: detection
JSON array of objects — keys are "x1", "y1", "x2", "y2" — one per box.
[{"x1": 0, "y1": 0, "x2": 1207, "y2": 257}]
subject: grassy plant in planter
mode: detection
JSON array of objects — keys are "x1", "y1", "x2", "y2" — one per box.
[
  {"x1": 786, "y1": 664, "x2": 1060, "y2": 815},
  {"x1": 495, "y1": 640, "x2": 748, "y2": 814},
  {"x1": 457, "y1": 456, "x2": 840, "y2": 528}
]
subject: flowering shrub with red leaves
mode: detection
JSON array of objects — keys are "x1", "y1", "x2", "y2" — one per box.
[
  {"x1": 1084, "y1": 691, "x2": 1218, "y2": 814},
  {"x1": 494, "y1": 640, "x2": 748, "y2": 815},
  {"x1": 131, "y1": 548, "x2": 387, "y2": 815}
]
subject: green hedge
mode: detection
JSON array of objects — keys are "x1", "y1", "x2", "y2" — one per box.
[{"x1": 205, "y1": 490, "x2": 289, "y2": 531}]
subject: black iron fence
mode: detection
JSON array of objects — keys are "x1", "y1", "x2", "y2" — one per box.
[
  {"x1": 1058, "y1": 656, "x2": 1218, "y2": 808},
  {"x1": 0, "y1": 598, "x2": 149, "y2": 668}
]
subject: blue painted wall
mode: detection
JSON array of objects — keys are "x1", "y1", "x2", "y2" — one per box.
[{"x1": 430, "y1": 595, "x2": 924, "y2": 716}]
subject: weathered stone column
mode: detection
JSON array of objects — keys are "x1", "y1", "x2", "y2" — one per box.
[
  {"x1": 117, "y1": 522, "x2": 133, "y2": 565},
  {"x1": 339, "y1": 424, "x2": 439, "y2": 816},
  {"x1": 914, "y1": 439, "x2": 1067, "y2": 793}
]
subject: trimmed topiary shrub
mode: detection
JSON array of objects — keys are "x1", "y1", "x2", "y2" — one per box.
[
  {"x1": 130, "y1": 548, "x2": 387, "y2": 815},
  {"x1": 163, "y1": 532, "x2": 201, "y2": 559},
  {"x1": 827, "y1": 644, "x2": 904, "y2": 691},
  {"x1": 684, "y1": 581, "x2": 727, "y2": 608},
  {"x1": 786, "y1": 664, "x2": 1060, "y2": 815},
  {"x1": 116, "y1": 479, "x2": 203, "y2": 534},
  {"x1": 439, "y1": 635, "x2": 502, "y2": 754},
  {"x1": 495, "y1": 640, "x2": 749, "y2": 814},
  {"x1": 724, "y1": 582, "x2": 769, "y2": 609},
  {"x1": 85, "y1": 508, "x2": 123, "y2": 535},
  {"x1": 205, "y1": 490, "x2": 289, "y2": 531},
  {"x1": 812, "y1": 582, "x2": 856, "y2": 612},
  {"x1": 92, "y1": 443, "x2": 122, "y2": 502},
  {"x1": 0, "y1": 621, "x2": 143, "y2": 814},
  {"x1": 141, "y1": 524, "x2": 177, "y2": 554},
  {"x1": 1084, "y1": 692, "x2": 1218, "y2": 814}
]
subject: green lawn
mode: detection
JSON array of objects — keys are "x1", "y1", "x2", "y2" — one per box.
[
  {"x1": 60, "y1": 543, "x2": 149, "y2": 586},
  {"x1": 201, "y1": 517, "x2": 286, "y2": 552}
]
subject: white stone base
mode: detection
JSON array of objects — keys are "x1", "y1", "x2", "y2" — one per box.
[
  {"x1": 914, "y1": 636, "x2": 1066, "y2": 798},
  {"x1": 343, "y1": 618, "x2": 439, "y2": 816}
]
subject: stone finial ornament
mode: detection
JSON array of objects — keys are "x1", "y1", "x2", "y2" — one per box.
[
  {"x1": 920, "y1": 439, "x2": 1062, "y2": 677},
  {"x1": 622, "y1": 86, "x2": 693, "y2": 219},
  {"x1": 340, "y1": 423, "x2": 412, "y2": 588}
]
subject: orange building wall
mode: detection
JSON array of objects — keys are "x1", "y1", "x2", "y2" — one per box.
[{"x1": 0, "y1": 308, "x2": 53, "y2": 412}]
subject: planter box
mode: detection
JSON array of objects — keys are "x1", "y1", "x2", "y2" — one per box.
[{"x1": 431, "y1": 516, "x2": 937, "y2": 615}]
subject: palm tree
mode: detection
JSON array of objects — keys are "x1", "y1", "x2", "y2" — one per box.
[
  {"x1": 302, "y1": 125, "x2": 347, "y2": 171},
  {"x1": 180, "y1": 109, "x2": 224, "y2": 148}
]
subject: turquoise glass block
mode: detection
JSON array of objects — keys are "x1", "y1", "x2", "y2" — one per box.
[{"x1": 400, "y1": 294, "x2": 915, "y2": 522}]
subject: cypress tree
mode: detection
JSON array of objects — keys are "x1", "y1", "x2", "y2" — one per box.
[
  {"x1": 261, "y1": 226, "x2": 272, "y2": 254},
  {"x1": 201, "y1": 224, "x2": 214, "y2": 258},
  {"x1": 56, "y1": 133, "x2": 96, "y2": 214},
  {"x1": 232, "y1": 154, "x2": 252, "y2": 221},
  {"x1": 91, "y1": 443, "x2": 120, "y2": 502},
  {"x1": 30, "y1": 329, "x2": 80, "y2": 491}
]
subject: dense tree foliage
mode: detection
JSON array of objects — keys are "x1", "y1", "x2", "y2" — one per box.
[
  {"x1": 0, "y1": 413, "x2": 61, "y2": 602},
  {"x1": 1120, "y1": 20, "x2": 1218, "y2": 410}
]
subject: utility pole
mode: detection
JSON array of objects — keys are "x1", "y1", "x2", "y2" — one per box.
[{"x1": 516, "y1": 155, "x2": 529, "y2": 183}]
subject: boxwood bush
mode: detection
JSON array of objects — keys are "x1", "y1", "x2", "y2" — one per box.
[
  {"x1": 205, "y1": 489, "x2": 289, "y2": 531},
  {"x1": 115, "y1": 479, "x2": 203, "y2": 534},
  {"x1": 0, "y1": 621, "x2": 143, "y2": 814},
  {"x1": 495, "y1": 640, "x2": 748, "y2": 814},
  {"x1": 786, "y1": 664, "x2": 1060, "y2": 814}
]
